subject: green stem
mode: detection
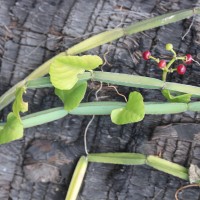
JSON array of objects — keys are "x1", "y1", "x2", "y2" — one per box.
[
  {"x1": 166, "y1": 57, "x2": 176, "y2": 69},
  {"x1": 65, "y1": 156, "x2": 88, "y2": 200},
  {"x1": 146, "y1": 155, "x2": 188, "y2": 180},
  {"x1": 176, "y1": 56, "x2": 186, "y2": 60},
  {"x1": 27, "y1": 72, "x2": 200, "y2": 97},
  {"x1": 1, "y1": 101, "x2": 199, "y2": 129},
  {"x1": 20, "y1": 107, "x2": 68, "y2": 128},
  {"x1": 67, "y1": 8, "x2": 200, "y2": 55},
  {"x1": 87, "y1": 153, "x2": 188, "y2": 181},
  {"x1": 88, "y1": 153, "x2": 146, "y2": 165},
  {"x1": 149, "y1": 56, "x2": 160, "y2": 63},
  {"x1": 162, "y1": 70, "x2": 168, "y2": 82},
  {"x1": 162, "y1": 57, "x2": 176, "y2": 81},
  {"x1": 171, "y1": 49, "x2": 177, "y2": 57}
]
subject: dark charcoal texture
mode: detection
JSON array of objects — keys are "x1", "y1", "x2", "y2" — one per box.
[{"x1": 0, "y1": 0, "x2": 200, "y2": 199}]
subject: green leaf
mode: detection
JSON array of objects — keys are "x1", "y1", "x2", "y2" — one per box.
[
  {"x1": 162, "y1": 89, "x2": 191, "y2": 103},
  {"x1": 12, "y1": 86, "x2": 28, "y2": 119},
  {"x1": 49, "y1": 55, "x2": 102, "y2": 90},
  {"x1": 55, "y1": 81, "x2": 87, "y2": 111},
  {"x1": 111, "y1": 91, "x2": 145, "y2": 125},
  {"x1": 0, "y1": 112, "x2": 23, "y2": 144}
]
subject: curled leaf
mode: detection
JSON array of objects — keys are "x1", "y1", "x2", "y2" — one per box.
[
  {"x1": 49, "y1": 55, "x2": 102, "y2": 90},
  {"x1": 0, "y1": 113, "x2": 23, "y2": 144},
  {"x1": 162, "y1": 89, "x2": 191, "y2": 103},
  {"x1": 55, "y1": 81, "x2": 87, "y2": 111},
  {"x1": 12, "y1": 86, "x2": 28, "y2": 119},
  {"x1": 111, "y1": 91, "x2": 145, "y2": 125}
]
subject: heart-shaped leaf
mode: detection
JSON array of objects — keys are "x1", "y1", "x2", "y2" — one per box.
[
  {"x1": 162, "y1": 89, "x2": 191, "y2": 103},
  {"x1": 55, "y1": 81, "x2": 87, "y2": 111},
  {"x1": 12, "y1": 86, "x2": 28, "y2": 119},
  {"x1": 0, "y1": 112, "x2": 23, "y2": 144},
  {"x1": 111, "y1": 91, "x2": 145, "y2": 125},
  {"x1": 49, "y1": 55, "x2": 102, "y2": 90}
]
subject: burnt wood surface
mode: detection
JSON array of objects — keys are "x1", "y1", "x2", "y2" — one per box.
[{"x1": 0, "y1": 0, "x2": 200, "y2": 199}]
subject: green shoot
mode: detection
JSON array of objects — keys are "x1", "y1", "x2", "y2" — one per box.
[{"x1": 65, "y1": 156, "x2": 88, "y2": 200}]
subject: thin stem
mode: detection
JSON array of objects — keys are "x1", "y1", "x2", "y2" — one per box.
[
  {"x1": 162, "y1": 57, "x2": 177, "y2": 81},
  {"x1": 166, "y1": 57, "x2": 176, "y2": 69},
  {"x1": 84, "y1": 115, "x2": 95, "y2": 155},
  {"x1": 171, "y1": 49, "x2": 177, "y2": 57},
  {"x1": 107, "y1": 85, "x2": 127, "y2": 102},
  {"x1": 175, "y1": 184, "x2": 200, "y2": 200},
  {"x1": 192, "y1": 58, "x2": 200, "y2": 66},
  {"x1": 182, "y1": 16, "x2": 195, "y2": 40},
  {"x1": 149, "y1": 56, "x2": 160, "y2": 63},
  {"x1": 176, "y1": 56, "x2": 186, "y2": 60},
  {"x1": 95, "y1": 82, "x2": 103, "y2": 101}
]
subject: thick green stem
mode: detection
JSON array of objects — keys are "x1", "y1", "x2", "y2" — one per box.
[
  {"x1": 146, "y1": 155, "x2": 188, "y2": 180},
  {"x1": 28, "y1": 72, "x2": 200, "y2": 97},
  {"x1": 1, "y1": 101, "x2": 199, "y2": 129},
  {"x1": 67, "y1": 8, "x2": 200, "y2": 55},
  {"x1": 87, "y1": 153, "x2": 189, "y2": 181},
  {"x1": 65, "y1": 156, "x2": 88, "y2": 200},
  {"x1": 88, "y1": 153, "x2": 146, "y2": 165},
  {"x1": 20, "y1": 107, "x2": 68, "y2": 128},
  {"x1": 162, "y1": 71, "x2": 167, "y2": 82}
]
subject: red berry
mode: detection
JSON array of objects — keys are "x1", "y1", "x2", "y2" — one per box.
[
  {"x1": 177, "y1": 64, "x2": 186, "y2": 75},
  {"x1": 158, "y1": 60, "x2": 166, "y2": 69},
  {"x1": 142, "y1": 50, "x2": 151, "y2": 60},
  {"x1": 185, "y1": 54, "x2": 193, "y2": 64}
]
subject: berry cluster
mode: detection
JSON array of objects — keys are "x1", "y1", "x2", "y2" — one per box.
[{"x1": 142, "y1": 44, "x2": 193, "y2": 81}]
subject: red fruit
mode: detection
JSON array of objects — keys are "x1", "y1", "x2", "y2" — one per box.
[
  {"x1": 177, "y1": 64, "x2": 186, "y2": 75},
  {"x1": 158, "y1": 60, "x2": 166, "y2": 69},
  {"x1": 142, "y1": 50, "x2": 151, "y2": 60},
  {"x1": 185, "y1": 54, "x2": 193, "y2": 64}
]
